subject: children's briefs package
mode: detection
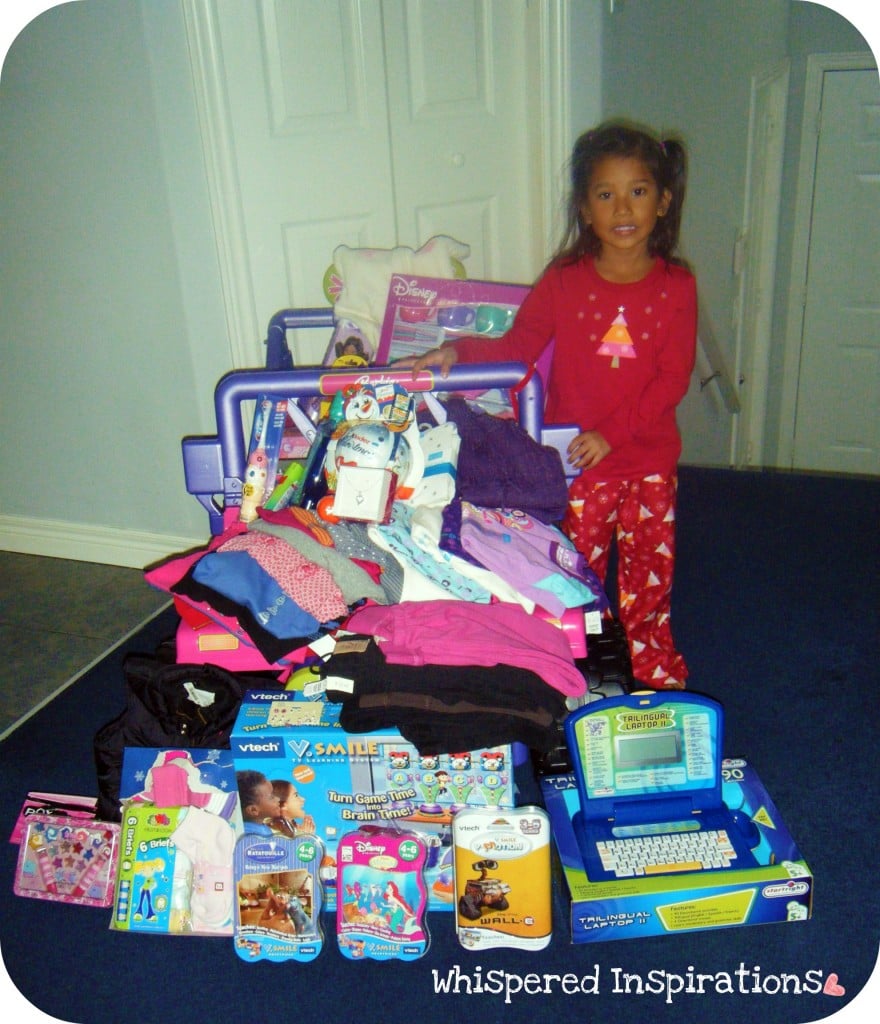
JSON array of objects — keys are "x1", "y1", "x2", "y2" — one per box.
[
  {"x1": 230, "y1": 690, "x2": 515, "y2": 911},
  {"x1": 541, "y1": 759, "x2": 813, "y2": 943}
]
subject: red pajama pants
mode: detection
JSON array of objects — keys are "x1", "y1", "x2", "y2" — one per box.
[{"x1": 563, "y1": 472, "x2": 688, "y2": 690}]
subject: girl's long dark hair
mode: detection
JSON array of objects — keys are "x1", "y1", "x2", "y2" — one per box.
[{"x1": 553, "y1": 120, "x2": 689, "y2": 268}]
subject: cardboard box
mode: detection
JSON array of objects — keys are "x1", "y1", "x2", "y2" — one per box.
[
  {"x1": 331, "y1": 465, "x2": 395, "y2": 522},
  {"x1": 541, "y1": 759, "x2": 812, "y2": 943},
  {"x1": 230, "y1": 690, "x2": 515, "y2": 911}
]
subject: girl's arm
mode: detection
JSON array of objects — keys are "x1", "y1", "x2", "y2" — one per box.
[{"x1": 406, "y1": 270, "x2": 556, "y2": 377}]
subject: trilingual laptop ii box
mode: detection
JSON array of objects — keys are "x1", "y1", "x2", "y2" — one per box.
[
  {"x1": 541, "y1": 760, "x2": 813, "y2": 943},
  {"x1": 230, "y1": 690, "x2": 515, "y2": 912}
]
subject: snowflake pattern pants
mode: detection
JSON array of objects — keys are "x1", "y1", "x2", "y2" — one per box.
[{"x1": 563, "y1": 472, "x2": 688, "y2": 690}]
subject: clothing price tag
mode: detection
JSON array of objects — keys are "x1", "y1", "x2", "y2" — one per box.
[
  {"x1": 309, "y1": 634, "x2": 337, "y2": 658},
  {"x1": 324, "y1": 675, "x2": 354, "y2": 695},
  {"x1": 584, "y1": 610, "x2": 603, "y2": 635},
  {"x1": 183, "y1": 682, "x2": 217, "y2": 707}
]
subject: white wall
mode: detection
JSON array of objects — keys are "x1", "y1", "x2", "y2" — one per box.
[
  {"x1": 766, "y1": 0, "x2": 875, "y2": 465},
  {"x1": 0, "y1": 0, "x2": 228, "y2": 563},
  {"x1": 597, "y1": 0, "x2": 791, "y2": 467}
]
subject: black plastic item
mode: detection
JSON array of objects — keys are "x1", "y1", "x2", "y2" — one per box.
[
  {"x1": 532, "y1": 618, "x2": 634, "y2": 776},
  {"x1": 295, "y1": 420, "x2": 335, "y2": 510}
]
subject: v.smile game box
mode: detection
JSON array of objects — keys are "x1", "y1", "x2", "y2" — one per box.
[{"x1": 230, "y1": 690, "x2": 515, "y2": 911}]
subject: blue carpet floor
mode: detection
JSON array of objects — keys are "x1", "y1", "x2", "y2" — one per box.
[{"x1": 1, "y1": 466, "x2": 878, "y2": 1024}]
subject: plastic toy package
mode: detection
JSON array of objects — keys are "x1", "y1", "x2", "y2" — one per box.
[
  {"x1": 233, "y1": 832, "x2": 325, "y2": 962},
  {"x1": 14, "y1": 814, "x2": 121, "y2": 908},
  {"x1": 336, "y1": 826, "x2": 430, "y2": 961},
  {"x1": 9, "y1": 792, "x2": 98, "y2": 845},
  {"x1": 375, "y1": 275, "x2": 530, "y2": 365},
  {"x1": 239, "y1": 395, "x2": 289, "y2": 523},
  {"x1": 453, "y1": 806, "x2": 552, "y2": 951}
]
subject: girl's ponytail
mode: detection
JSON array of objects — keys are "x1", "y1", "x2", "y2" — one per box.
[{"x1": 654, "y1": 137, "x2": 688, "y2": 265}]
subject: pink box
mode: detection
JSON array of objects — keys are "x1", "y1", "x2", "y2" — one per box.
[
  {"x1": 534, "y1": 606, "x2": 587, "y2": 659},
  {"x1": 376, "y1": 275, "x2": 530, "y2": 364}
]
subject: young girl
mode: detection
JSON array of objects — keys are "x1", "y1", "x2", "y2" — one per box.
[
  {"x1": 408, "y1": 121, "x2": 696, "y2": 690},
  {"x1": 270, "y1": 779, "x2": 316, "y2": 837}
]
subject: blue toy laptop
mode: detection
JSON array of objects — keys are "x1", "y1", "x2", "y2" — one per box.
[{"x1": 563, "y1": 692, "x2": 760, "y2": 882}]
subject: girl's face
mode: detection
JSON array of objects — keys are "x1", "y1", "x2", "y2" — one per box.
[
  {"x1": 280, "y1": 785, "x2": 306, "y2": 821},
  {"x1": 580, "y1": 155, "x2": 670, "y2": 263}
]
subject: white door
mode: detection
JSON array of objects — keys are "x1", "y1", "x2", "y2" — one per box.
[
  {"x1": 185, "y1": 0, "x2": 548, "y2": 367},
  {"x1": 381, "y1": 0, "x2": 538, "y2": 281},
  {"x1": 791, "y1": 65, "x2": 880, "y2": 474}
]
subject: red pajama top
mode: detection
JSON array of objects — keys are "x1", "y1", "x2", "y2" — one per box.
[{"x1": 452, "y1": 256, "x2": 697, "y2": 482}]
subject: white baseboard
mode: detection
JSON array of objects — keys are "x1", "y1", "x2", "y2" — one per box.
[{"x1": 0, "y1": 514, "x2": 202, "y2": 569}]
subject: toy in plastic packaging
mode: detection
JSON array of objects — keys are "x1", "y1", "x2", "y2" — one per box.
[
  {"x1": 319, "y1": 380, "x2": 425, "y2": 513},
  {"x1": 406, "y1": 421, "x2": 460, "y2": 508},
  {"x1": 240, "y1": 396, "x2": 290, "y2": 522},
  {"x1": 14, "y1": 815, "x2": 120, "y2": 908},
  {"x1": 336, "y1": 826, "x2": 430, "y2": 961},
  {"x1": 234, "y1": 832, "x2": 325, "y2": 962},
  {"x1": 453, "y1": 806, "x2": 552, "y2": 951},
  {"x1": 9, "y1": 792, "x2": 97, "y2": 845}
]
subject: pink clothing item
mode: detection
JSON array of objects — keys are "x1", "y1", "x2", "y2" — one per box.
[
  {"x1": 453, "y1": 256, "x2": 697, "y2": 482},
  {"x1": 148, "y1": 763, "x2": 213, "y2": 809},
  {"x1": 170, "y1": 807, "x2": 236, "y2": 934},
  {"x1": 345, "y1": 601, "x2": 586, "y2": 698},
  {"x1": 220, "y1": 532, "x2": 348, "y2": 622},
  {"x1": 144, "y1": 525, "x2": 263, "y2": 652}
]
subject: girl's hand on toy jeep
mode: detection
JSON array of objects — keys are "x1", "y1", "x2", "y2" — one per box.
[
  {"x1": 568, "y1": 430, "x2": 611, "y2": 470},
  {"x1": 398, "y1": 345, "x2": 459, "y2": 379}
]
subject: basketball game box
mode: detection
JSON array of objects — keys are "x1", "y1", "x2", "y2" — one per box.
[
  {"x1": 230, "y1": 690, "x2": 515, "y2": 911},
  {"x1": 541, "y1": 759, "x2": 813, "y2": 944}
]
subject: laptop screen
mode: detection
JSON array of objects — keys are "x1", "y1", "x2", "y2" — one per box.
[
  {"x1": 564, "y1": 693, "x2": 723, "y2": 821},
  {"x1": 615, "y1": 728, "x2": 682, "y2": 769}
]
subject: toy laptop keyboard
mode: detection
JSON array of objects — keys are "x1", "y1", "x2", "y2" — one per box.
[{"x1": 563, "y1": 692, "x2": 760, "y2": 881}]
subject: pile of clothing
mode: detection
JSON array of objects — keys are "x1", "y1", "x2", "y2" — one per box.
[{"x1": 147, "y1": 399, "x2": 607, "y2": 754}]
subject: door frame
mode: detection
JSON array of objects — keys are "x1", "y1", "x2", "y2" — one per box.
[
  {"x1": 182, "y1": 0, "x2": 570, "y2": 369},
  {"x1": 731, "y1": 59, "x2": 789, "y2": 468},
  {"x1": 183, "y1": 0, "x2": 259, "y2": 367},
  {"x1": 776, "y1": 52, "x2": 878, "y2": 468}
]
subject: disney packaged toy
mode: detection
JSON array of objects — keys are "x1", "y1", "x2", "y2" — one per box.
[
  {"x1": 233, "y1": 832, "x2": 325, "y2": 962},
  {"x1": 336, "y1": 826, "x2": 430, "y2": 961}
]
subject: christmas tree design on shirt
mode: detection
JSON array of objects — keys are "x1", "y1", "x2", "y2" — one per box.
[{"x1": 597, "y1": 307, "x2": 637, "y2": 367}]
